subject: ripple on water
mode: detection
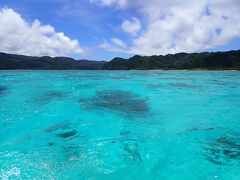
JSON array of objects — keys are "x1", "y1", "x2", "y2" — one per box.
[
  {"x1": 168, "y1": 83, "x2": 200, "y2": 89},
  {"x1": 1, "y1": 167, "x2": 21, "y2": 179},
  {"x1": 110, "y1": 75, "x2": 129, "y2": 80},
  {"x1": 122, "y1": 139, "x2": 142, "y2": 162},
  {"x1": 147, "y1": 84, "x2": 163, "y2": 90}
]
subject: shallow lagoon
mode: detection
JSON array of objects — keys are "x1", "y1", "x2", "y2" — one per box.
[{"x1": 0, "y1": 70, "x2": 240, "y2": 179}]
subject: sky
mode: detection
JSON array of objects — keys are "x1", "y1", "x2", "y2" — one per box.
[{"x1": 0, "y1": 0, "x2": 239, "y2": 61}]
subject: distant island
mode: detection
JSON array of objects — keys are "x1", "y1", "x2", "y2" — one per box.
[{"x1": 0, "y1": 50, "x2": 240, "y2": 70}]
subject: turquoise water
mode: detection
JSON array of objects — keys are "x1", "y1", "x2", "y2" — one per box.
[{"x1": 0, "y1": 70, "x2": 240, "y2": 179}]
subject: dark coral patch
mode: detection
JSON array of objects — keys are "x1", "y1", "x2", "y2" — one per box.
[
  {"x1": 48, "y1": 142, "x2": 55, "y2": 146},
  {"x1": 97, "y1": 90, "x2": 135, "y2": 102},
  {"x1": 0, "y1": 85, "x2": 8, "y2": 96},
  {"x1": 80, "y1": 90, "x2": 149, "y2": 114},
  {"x1": 203, "y1": 133, "x2": 240, "y2": 166}
]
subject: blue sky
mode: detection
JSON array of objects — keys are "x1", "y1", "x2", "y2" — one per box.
[{"x1": 0, "y1": 0, "x2": 239, "y2": 61}]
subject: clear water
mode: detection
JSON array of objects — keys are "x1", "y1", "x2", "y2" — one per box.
[{"x1": 0, "y1": 70, "x2": 240, "y2": 179}]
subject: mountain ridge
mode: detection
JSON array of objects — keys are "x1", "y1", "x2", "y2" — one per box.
[
  {"x1": 102, "y1": 50, "x2": 240, "y2": 70},
  {"x1": 0, "y1": 52, "x2": 106, "y2": 70},
  {"x1": 0, "y1": 50, "x2": 240, "y2": 70}
]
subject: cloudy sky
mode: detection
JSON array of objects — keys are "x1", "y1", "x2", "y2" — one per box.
[{"x1": 0, "y1": 0, "x2": 239, "y2": 60}]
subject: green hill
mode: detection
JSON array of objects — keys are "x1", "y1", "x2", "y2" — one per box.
[{"x1": 102, "y1": 50, "x2": 240, "y2": 70}]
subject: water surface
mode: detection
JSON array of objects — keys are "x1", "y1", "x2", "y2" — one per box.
[{"x1": 0, "y1": 70, "x2": 240, "y2": 179}]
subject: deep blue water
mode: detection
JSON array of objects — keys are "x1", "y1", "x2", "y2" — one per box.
[{"x1": 0, "y1": 70, "x2": 240, "y2": 179}]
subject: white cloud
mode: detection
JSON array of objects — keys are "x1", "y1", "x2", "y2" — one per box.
[
  {"x1": 0, "y1": 7, "x2": 84, "y2": 57},
  {"x1": 111, "y1": 38, "x2": 127, "y2": 48},
  {"x1": 121, "y1": 17, "x2": 141, "y2": 36},
  {"x1": 99, "y1": 38, "x2": 127, "y2": 53},
  {"x1": 90, "y1": 0, "x2": 127, "y2": 8},
  {"x1": 96, "y1": 0, "x2": 240, "y2": 55}
]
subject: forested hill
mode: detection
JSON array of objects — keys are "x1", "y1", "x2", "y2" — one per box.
[
  {"x1": 0, "y1": 53, "x2": 106, "y2": 70},
  {"x1": 0, "y1": 50, "x2": 240, "y2": 70},
  {"x1": 102, "y1": 50, "x2": 240, "y2": 70}
]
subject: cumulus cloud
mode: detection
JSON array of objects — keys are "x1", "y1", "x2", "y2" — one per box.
[
  {"x1": 0, "y1": 7, "x2": 84, "y2": 57},
  {"x1": 121, "y1": 17, "x2": 141, "y2": 36},
  {"x1": 96, "y1": 0, "x2": 240, "y2": 55}
]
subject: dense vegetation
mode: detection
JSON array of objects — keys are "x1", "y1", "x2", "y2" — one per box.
[
  {"x1": 102, "y1": 50, "x2": 240, "y2": 70},
  {"x1": 0, "y1": 50, "x2": 240, "y2": 70},
  {"x1": 0, "y1": 53, "x2": 106, "y2": 70}
]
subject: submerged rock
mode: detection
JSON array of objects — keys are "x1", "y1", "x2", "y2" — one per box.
[
  {"x1": 203, "y1": 132, "x2": 240, "y2": 166},
  {"x1": 56, "y1": 130, "x2": 78, "y2": 139},
  {"x1": 48, "y1": 142, "x2": 55, "y2": 146},
  {"x1": 45, "y1": 122, "x2": 78, "y2": 139},
  {"x1": 80, "y1": 90, "x2": 149, "y2": 114}
]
